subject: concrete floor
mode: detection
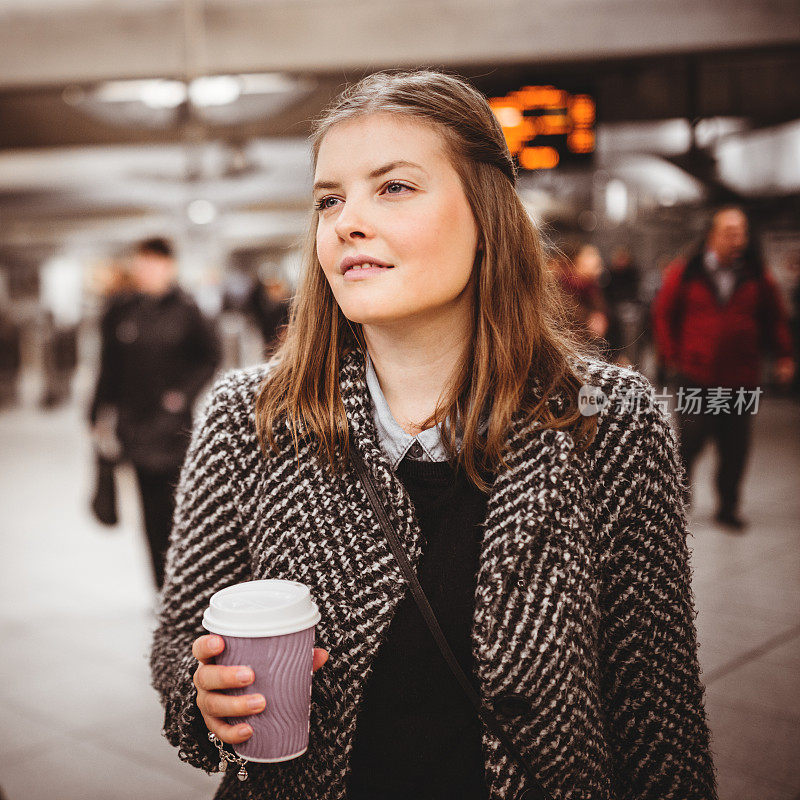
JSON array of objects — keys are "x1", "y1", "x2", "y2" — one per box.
[{"x1": 0, "y1": 395, "x2": 798, "y2": 800}]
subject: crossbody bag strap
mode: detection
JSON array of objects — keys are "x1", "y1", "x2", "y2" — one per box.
[{"x1": 350, "y1": 449, "x2": 551, "y2": 800}]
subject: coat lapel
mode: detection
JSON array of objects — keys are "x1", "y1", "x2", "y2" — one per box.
[
  {"x1": 473, "y1": 415, "x2": 594, "y2": 696},
  {"x1": 337, "y1": 346, "x2": 595, "y2": 700},
  {"x1": 338, "y1": 345, "x2": 426, "y2": 568}
]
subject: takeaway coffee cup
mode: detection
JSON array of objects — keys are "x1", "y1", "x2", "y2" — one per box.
[{"x1": 202, "y1": 579, "x2": 321, "y2": 762}]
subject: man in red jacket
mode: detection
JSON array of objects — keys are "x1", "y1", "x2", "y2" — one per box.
[{"x1": 652, "y1": 206, "x2": 795, "y2": 530}]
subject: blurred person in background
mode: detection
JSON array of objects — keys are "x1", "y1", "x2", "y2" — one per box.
[
  {"x1": 0, "y1": 304, "x2": 22, "y2": 407},
  {"x1": 89, "y1": 237, "x2": 221, "y2": 588},
  {"x1": 87, "y1": 259, "x2": 136, "y2": 526},
  {"x1": 247, "y1": 276, "x2": 291, "y2": 354},
  {"x1": 652, "y1": 206, "x2": 795, "y2": 530},
  {"x1": 601, "y1": 245, "x2": 643, "y2": 368},
  {"x1": 221, "y1": 272, "x2": 291, "y2": 362},
  {"x1": 554, "y1": 242, "x2": 609, "y2": 347},
  {"x1": 40, "y1": 310, "x2": 79, "y2": 408},
  {"x1": 603, "y1": 246, "x2": 641, "y2": 307}
]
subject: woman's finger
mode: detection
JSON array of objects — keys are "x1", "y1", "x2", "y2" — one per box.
[
  {"x1": 194, "y1": 663, "x2": 255, "y2": 692},
  {"x1": 203, "y1": 714, "x2": 254, "y2": 745},
  {"x1": 200, "y1": 690, "x2": 265, "y2": 720},
  {"x1": 192, "y1": 634, "x2": 225, "y2": 664},
  {"x1": 195, "y1": 638, "x2": 328, "y2": 671},
  {"x1": 312, "y1": 648, "x2": 329, "y2": 672}
]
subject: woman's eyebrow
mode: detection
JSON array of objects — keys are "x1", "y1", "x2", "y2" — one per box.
[{"x1": 313, "y1": 160, "x2": 427, "y2": 192}]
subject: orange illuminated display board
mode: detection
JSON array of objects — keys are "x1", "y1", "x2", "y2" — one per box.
[{"x1": 489, "y1": 85, "x2": 596, "y2": 171}]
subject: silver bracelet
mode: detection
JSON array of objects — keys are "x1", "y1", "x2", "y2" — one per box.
[{"x1": 207, "y1": 732, "x2": 248, "y2": 781}]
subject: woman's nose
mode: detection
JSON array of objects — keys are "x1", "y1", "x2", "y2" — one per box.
[{"x1": 333, "y1": 194, "x2": 373, "y2": 240}]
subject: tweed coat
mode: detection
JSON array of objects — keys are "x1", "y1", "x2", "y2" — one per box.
[{"x1": 150, "y1": 347, "x2": 718, "y2": 800}]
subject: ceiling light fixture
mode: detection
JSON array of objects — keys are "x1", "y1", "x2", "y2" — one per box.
[
  {"x1": 187, "y1": 199, "x2": 217, "y2": 225},
  {"x1": 189, "y1": 76, "x2": 242, "y2": 108},
  {"x1": 63, "y1": 73, "x2": 316, "y2": 129}
]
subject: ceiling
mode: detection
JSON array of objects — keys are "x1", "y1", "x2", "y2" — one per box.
[
  {"x1": 1, "y1": 0, "x2": 798, "y2": 91},
  {"x1": 0, "y1": 0, "x2": 798, "y2": 290}
]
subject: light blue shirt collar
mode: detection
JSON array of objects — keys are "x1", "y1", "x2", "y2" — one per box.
[{"x1": 365, "y1": 353, "x2": 451, "y2": 468}]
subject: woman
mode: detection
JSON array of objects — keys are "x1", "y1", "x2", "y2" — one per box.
[
  {"x1": 553, "y1": 242, "x2": 609, "y2": 345},
  {"x1": 150, "y1": 70, "x2": 717, "y2": 800}
]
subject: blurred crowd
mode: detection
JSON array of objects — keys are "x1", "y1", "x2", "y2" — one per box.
[
  {"x1": 2, "y1": 210, "x2": 797, "y2": 422},
  {"x1": 0, "y1": 242, "x2": 291, "y2": 412},
  {"x1": 552, "y1": 206, "x2": 796, "y2": 530},
  {"x1": 0, "y1": 204, "x2": 798, "y2": 583},
  {"x1": 0, "y1": 237, "x2": 292, "y2": 590},
  {"x1": 550, "y1": 208, "x2": 797, "y2": 399}
]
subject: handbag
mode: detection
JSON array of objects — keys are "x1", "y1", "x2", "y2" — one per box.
[
  {"x1": 90, "y1": 452, "x2": 119, "y2": 527},
  {"x1": 350, "y1": 449, "x2": 552, "y2": 800}
]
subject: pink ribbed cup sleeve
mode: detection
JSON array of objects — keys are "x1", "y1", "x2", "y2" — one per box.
[{"x1": 216, "y1": 626, "x2": 315, "y2": 762}]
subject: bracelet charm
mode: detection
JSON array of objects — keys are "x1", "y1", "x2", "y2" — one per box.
[{"x1": 207, "y1": 732, "x2": 248, "y2": 781}]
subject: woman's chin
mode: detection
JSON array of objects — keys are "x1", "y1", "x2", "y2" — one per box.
[
  {"x1": 339, "y1": 302, "x2": 414, "y2": 328},
  {"x1": 343, "y1": 311, "x2": 406, "y2": 327},
  {"x1": 340, "y1": 299, "x2": 465, "y2": 330}
]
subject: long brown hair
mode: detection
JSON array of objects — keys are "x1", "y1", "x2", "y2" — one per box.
[{"x1": 256, "y1": 69, "x2": 598, "y2": 490}]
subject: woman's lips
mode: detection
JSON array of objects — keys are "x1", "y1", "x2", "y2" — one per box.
[{"x1": 343, "y1": 263, "x2": 394, "y2": 281}]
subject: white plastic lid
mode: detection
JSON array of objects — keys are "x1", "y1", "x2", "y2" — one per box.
[{"x1": 202, "y1": 579, "x2": 321, "y2": 638}]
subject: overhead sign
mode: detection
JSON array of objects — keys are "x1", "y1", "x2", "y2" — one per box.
[{"x1": 489, "y1": 85, "x2": 595, "y2": 171}]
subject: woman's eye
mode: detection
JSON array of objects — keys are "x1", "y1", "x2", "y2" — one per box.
[
  {"x1": 314, "y1": 196, "x2": 340, "y2": 211},
  {"x1": 383, "y1": 181, "x2": 411, "y2": 195},
  {"x1": 314, "y1": 181, "x2": 411, "y2": 211}
]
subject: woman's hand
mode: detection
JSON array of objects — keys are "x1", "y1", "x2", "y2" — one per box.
[{"x1": 192, "y1": 634, "x2": 330, "y2": 744}]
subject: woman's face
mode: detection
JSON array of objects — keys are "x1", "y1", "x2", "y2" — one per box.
[
  {"x1": 575, "y1": 245, "x2": 602, "y2": 281},
  {"x1": 314, "y1": 113, "x2": 480, "y2": 328}
]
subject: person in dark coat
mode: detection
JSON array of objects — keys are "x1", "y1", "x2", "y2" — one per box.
[
  {"x1": 0, "y1": 307, "x2": 22, "y2": 407},
  {"x1": 90, "y1": 237, "x2": 221, "y2": 588},
  {"x1": 601, "y1": 246, "x2": 643, "y2": 368},
  {"x1": 603, "y1": 246, "x2": 641, "y2": 308},
  {"x1": 652, "y1": 206, "x2": 795, "y2": 529},
  {"x1": 247, "y1": 278, "x2": 291, "y2": 354},
  {"x1": 40, "y1": 311, "x2": 79, "y2": 408}
]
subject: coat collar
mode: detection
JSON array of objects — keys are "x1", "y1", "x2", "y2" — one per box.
[
  {"x1": 337, "y1": 346, "x2": 590, "y2": 579},
  {"x1": 338, "y1": 346, "x2": 426, "y2": 563},
  {"x1": 335, "y1": 345, "x2": 593, "y2": 698}
]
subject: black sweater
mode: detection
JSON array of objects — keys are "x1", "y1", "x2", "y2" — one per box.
[{"x1": 346, "y1": 457, "x2": 491, "y2": 800}]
